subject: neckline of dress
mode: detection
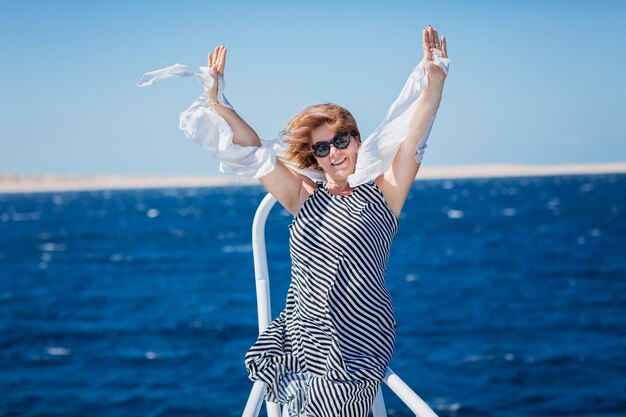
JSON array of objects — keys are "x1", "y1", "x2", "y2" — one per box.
[{"x1": 319, "y1": 181, "x2": 359, "y2": 198}]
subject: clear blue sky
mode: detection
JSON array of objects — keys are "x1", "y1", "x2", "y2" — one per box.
[{"x1": 1, "y1": 0, "x2": 624, "y2": 177}]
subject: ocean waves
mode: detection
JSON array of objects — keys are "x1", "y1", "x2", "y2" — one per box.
[{"x1": 1, "y1": 175, "x2": 625, "y2": 416}]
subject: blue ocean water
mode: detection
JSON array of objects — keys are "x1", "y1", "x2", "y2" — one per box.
[{"x1": 1, "y1": 174, "x2": 625, "y2": 417}]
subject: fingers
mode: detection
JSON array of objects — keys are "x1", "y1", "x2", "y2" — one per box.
[
  {"x1": 441, "y1": 35, "x2": 447, "y2": 57},
  {"x1": 431, "y1": 27, "x2": 441, "y2": 49},
  {"x1": 428, "y1": 25, "x2": 436, "y2": 49},
  {"x1": 218, "y1": 46, "x2": 227, "y2": 74},
  {"x1": 422, "y1": 28, "x2": 432, "y2": 60},
  {"x1": 422, "y1": 27, "x2": 428, "y2": 48},
  {"x1": 424, "y1": 25, "x2": 447, "y2": 59},
  {"x1": 207, "y1": 45, "x2": 227, "y2": 76}
]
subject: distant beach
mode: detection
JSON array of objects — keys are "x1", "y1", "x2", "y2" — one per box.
[{"x1": 2, "y1": 162, "x2": 626, "y2": 194}]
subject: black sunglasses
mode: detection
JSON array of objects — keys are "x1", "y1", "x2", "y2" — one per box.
[{"x1": 311, "y1": 132, "x2": 354, "y2": 158}]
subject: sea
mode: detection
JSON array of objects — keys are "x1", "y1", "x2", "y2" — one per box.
[{"x1": 1, "y1": 173, "x2": 625, "y2": 417}]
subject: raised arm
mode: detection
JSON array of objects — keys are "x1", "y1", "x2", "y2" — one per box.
[
  {"x1": 205, "y1": 45, "x2": 262, "y2": 147},
  {"x1": 206, "y1": 45, "x2": 314, "y2": 215},
  {"x1": 375, "y1": 25, "x2": 448, "y2": 217}
]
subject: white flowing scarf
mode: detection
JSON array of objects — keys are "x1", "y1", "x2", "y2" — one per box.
[{"x1": 137, "y1": 54, "x2": 449, "y2": 186}]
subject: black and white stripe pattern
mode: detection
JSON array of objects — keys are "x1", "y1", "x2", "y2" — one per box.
[{"x1": 245, "y1": 181, "x2": 399, "y2": 417}]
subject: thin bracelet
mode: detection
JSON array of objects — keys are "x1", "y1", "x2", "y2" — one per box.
[{"x1": 209, "y1": 101, "x2": 219, "y2": 107}]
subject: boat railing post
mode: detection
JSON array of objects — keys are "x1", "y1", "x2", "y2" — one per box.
[
  {"x1": 242, "y1": 193, "x2": 281, "y2": 417},
  {"x1": 241, "y1": 381, "x2": 267, "y2": 417},
  {"x1": 383, "y1": 368, "x2": 438, "y2": 417},
  {"x1": 251, "y1": 193, "x2": 277, "y2": 333}
]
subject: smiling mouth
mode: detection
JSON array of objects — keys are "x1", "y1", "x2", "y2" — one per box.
[{"x1": 331, "y1": 158, "x2": 346, "y2": 167}]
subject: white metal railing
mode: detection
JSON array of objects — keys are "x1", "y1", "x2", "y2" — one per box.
[{"x1": 243, "y1": 193, "x2": 438, "y2": 417}]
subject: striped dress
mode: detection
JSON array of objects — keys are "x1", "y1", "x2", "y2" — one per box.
[{"x1": 245, "y1": 181, "x2": 399, "y2": 417}]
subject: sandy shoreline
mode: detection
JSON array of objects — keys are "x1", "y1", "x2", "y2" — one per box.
[{"x1": 2, "y1": 162, "x2": 625, "y2": 194}]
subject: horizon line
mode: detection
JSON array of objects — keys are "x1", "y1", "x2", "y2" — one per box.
[{"x1": 2, "y1": 162, "x2": 625, "y2": 194}]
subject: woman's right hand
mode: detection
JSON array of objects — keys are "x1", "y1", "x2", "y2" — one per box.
[
  {"x1": 421, "y1": 26, "x2": 447, "y2": 87},
  {"x1": 205, "y1": 45, "x2": 227, "y2": 104}
]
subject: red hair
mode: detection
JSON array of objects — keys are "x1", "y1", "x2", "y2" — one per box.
[{"x1": 283, "y1": 103, "x2": 361, "y2": 170}]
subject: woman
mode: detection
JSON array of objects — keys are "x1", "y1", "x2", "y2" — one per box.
[{"x1": 139, "y1": 25, "x2": 448, "y2": 417}]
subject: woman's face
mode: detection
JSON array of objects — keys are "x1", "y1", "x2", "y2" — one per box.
[{"x1": 311, "y1": 123, "x2": 360, "y2": 183}]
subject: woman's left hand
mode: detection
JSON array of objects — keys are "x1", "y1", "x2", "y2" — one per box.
[
  {"x1": 204, "y1": 44, "x2": 227, "y2": 103},
  {"x1": 421, "y1": 25, "x2": 448, "y2": 86}
]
